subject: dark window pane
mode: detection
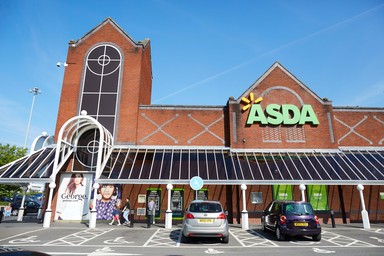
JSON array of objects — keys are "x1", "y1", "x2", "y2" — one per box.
[
  {"x1": 103, "y1": 60, "x2": 120, "y2": 75},
  {"x1": 81, "y1": 94, "x2": 99, "y2": 115},
  {"x1": 83, "y1": 72, "x2": 101, "y2": 92},
  {"x1": 98, "y1": 116, "x2": 115, "y2": 135},
  {"x1": 99, "y1": 94, "x2": 117, "y2": 115},
  {"x1": 87, "y1": 59, "x2": 103, "y2": 75},
  {"x1": 88, "y1": 45, "x2": 105, "y2": 59},
  {"x1": 101, "y1": 71, "x2": 119, "y2": 92},
  {"x1": 106, "y1": 46, "x2": 121, "y2": 60}
]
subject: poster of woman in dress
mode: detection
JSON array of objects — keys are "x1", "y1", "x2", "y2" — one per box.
[
  {"x1": 55, "y1": 173, "x2": 92, "y2": 220},
  {"x1": 89, "y1": 184, "x2": 121, "y2": 220}
]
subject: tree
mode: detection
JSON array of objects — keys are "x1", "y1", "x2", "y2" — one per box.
[
  {"x1": 0, "y1": 143, "x2": 27, "y2": 166},
  {"x1": 0, "y1": 143, "x2": 27, "y2": 199}
]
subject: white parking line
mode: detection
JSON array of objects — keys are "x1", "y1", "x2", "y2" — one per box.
[
  {"x1": 322, "y1": 230, "x2": 377, "y2": 247},
  {"x1": 0, "y1": 228, "x2": 45, "y2": 242},
  {"x1": 230, "y1": 229, "x2": 279, "y2": 247},
  {"x1": 145, "y1": 228, "x2": 180, "y2": 247},
  {"x1": 9, "y1": 235, "x2": 40, "y2": 244},
  {"x1": 44, "y1": 228, "x2": 113, "y2": 246}
]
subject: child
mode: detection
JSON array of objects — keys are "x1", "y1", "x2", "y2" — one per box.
[
  {"x1": 4, "y1": 203, "x2": 12, "y2": 217},
  {"x1": 109, "y1": 204, "x2": 122, "y2": 226}
]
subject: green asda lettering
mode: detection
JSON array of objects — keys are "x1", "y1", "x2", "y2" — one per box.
[{"x1": 246, "y1": 104, "x2": 319, "y2": 125}]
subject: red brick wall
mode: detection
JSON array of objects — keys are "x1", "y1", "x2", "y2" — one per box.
[
  {"x1": 333, "y1": 109, "x2": 384, "y2": 146},
  {"x1": 231, "y1": 67, "x2": 337, "y2": 149},
  {"x1": 55, "y1": 20, "x2": 152, "y2": 144},
  {"x1": 137, "y1": 107, "x2": 226, "y2": 146}
]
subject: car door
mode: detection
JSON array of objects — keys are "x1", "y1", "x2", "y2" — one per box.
[
  {"x1": 265, "y1": 202, "x2": 279, "y2": 229},
  {"x1": 268, "y1": 202, "x2": 283, "y2": 230}
]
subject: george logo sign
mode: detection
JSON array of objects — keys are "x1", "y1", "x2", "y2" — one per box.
[{"x1": 241, "y1": 93, "x2": 319, "y2": 126}]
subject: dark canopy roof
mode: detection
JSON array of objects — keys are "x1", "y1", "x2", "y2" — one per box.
[
  {"x1": 2, "y1": 146, "x2": 382, "y2": 185},
  {"x1": 99, "y1": 147, "x2": 384, "y2": 185}
]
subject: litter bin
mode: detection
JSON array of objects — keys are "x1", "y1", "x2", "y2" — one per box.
[
  {"x1": 330, "y1": 210, "x2": 336, "y2": 228},
  {"x1": 130, "y1": 209, "x2": 134, "y2": 227}
]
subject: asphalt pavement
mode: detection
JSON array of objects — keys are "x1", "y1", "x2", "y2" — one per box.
[{"x1": 1, "y1": 214, "x2": 384, "y2": 256}]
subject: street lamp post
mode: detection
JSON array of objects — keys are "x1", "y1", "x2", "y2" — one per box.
[{"x1": 24, "y1": 87, "x2": 41, "y2": 149}]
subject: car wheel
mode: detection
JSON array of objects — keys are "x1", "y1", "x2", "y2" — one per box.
[
  {"x1": 275, "y1": 226, "x2": 285, "y2": 241},
  {"x1": 312, "y1": 233, "x2": 321, "y2": 241},
  {"x1": 222, "y1": 236, "x2": 229, "y2": 244},
  {"x1": 12, "y1": 209, "x2": 18, "y2": 216}
]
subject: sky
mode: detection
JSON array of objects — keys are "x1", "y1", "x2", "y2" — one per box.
[{"x1": 0, "y1": 0, "x2": 383, "y2": 150}]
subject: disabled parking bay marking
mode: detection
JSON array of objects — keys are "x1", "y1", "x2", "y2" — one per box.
[
  {"x1": 322, "y1": 230, "x2": 376, "y2": 247},
  {"x1": 9, "y1": 236, "x2": 40, "y2": 244},
  {"x1": 312, "y1": 248, "x2": 335, "y2": 254},
  {"x1": 104, "y1": 236, "x2": 134, "y2": 245},
  {"x1": 87, "y1": 247, "x2": 142, "y2": 255},
  {"x1": 229, "y1": 229, "x2": 278, "y2": 247},
  {"x1": 205, "y1": 248, "x2": 224, "y2": 254},
  {"x1": 370, "y1": 237, "x2": 384, "y2": 244},
  {"x1": 44, "y1": 228, "x2": 113, "y2": 246},
  {"x1": 144, "y1": 228, "x2": 180, "y2": 247}
]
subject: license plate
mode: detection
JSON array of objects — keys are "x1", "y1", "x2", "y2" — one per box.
[
  {"x1": 294, "y1": 222, "x2": 308, "y2": 227},
  {"x1": 198, "y1": 219, "x2": 213, "y2": 223}
]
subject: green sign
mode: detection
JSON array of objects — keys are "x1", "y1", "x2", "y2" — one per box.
[
  {"x1": 246, "y1": 104, "x2": 319, "y2": 126},
  {"x1": 146, "y1": 188, "x2": 161, "y2": 218},
  {"x1": 273, "y1": 185, "x2": 293, "y2": 200},
  {"x1": 308, "y1": 185, "x2": 329, "y2": 210},
  {"x1": 171, "y1": 188, "x2": 184, "y2": 220}
]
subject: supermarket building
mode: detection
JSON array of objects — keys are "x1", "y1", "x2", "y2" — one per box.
[{"x1": 0, "y1": 18, "x2": 383, "y2": 229}]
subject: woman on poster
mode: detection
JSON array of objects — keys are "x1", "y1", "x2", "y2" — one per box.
[
  {"x1": 90, "y1": 184, "x2": 121, "y2": 220},
  {"x1": 56, "y1": 173, "x2": 87, "y2": 220}
]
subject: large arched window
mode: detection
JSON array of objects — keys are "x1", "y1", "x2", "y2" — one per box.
[{"x1": 79, "y1": 44, "x2": 122, "y2": 136}]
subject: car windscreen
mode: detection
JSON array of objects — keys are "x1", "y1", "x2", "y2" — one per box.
[
  {"x1": 189, "y1": 202, "x2": 222, "y2": 213},
  {"x1": 283, "y1": 203, "x2": 314, "y2": 215}
]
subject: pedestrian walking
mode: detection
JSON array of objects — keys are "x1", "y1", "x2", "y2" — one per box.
[
  {"x1": 109, "y1": 203, "x2": 122, "y2": 226},
  {"x1": 147, "y1": 198, "x2": 156, "y2": 228},
  {"x1": 4, "y1": 203, "x2": 12, "y2": 217},
  {"x1": 122, "y1": 198, "x2": 131, "y2": 225}
]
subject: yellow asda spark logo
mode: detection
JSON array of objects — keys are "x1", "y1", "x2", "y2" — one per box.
[{"x1": 241, "y1": 92, "x2": 263, "y2": 111}]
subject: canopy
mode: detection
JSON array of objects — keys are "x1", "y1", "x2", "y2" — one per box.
[{"x1": 1, "y1": 146, "x2": 383, "y2": 185}]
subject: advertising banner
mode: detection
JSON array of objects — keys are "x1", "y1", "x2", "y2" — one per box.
[
  {"x1": 93, "y1": 183, "x2": 122, "y2": 220},
  {"x1": 55, "y1": 173, "x2": 92, "y2": 220},
  {"x1": 308, "y1": 185, "x2": 329, "y2": 210},
  {"x1": 273, "y1": 185, "x2": 293, "y2": 200}
]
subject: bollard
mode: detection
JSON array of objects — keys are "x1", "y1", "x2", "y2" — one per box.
[
  {"x1": 330, "y1": 210, "x2": 336, "y2": 228},
  {"x1": 130, "y1": 209, "x2": 134, "y2": 228}
]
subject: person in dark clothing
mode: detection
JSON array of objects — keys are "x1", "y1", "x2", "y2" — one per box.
[{"x1": 122, "y1": 198, "x2": 131, "y2": 225}]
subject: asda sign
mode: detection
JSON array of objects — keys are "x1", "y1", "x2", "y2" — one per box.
[{"x1": 246, "y1": 103, "x2": 319, "y2": 126}]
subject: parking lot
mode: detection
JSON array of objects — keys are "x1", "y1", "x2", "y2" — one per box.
[{"x1": 1, "y1": 216, "x2": 384, "y2": 255}]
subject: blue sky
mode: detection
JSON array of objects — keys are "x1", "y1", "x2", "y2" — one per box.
[{"x1": 0, "y1": 0, "x2": 383, "y2": 149}]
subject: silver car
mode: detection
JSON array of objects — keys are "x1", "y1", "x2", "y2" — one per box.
[{"x1": 181, "y1": 200, "x2": 229, "y2": 243}]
